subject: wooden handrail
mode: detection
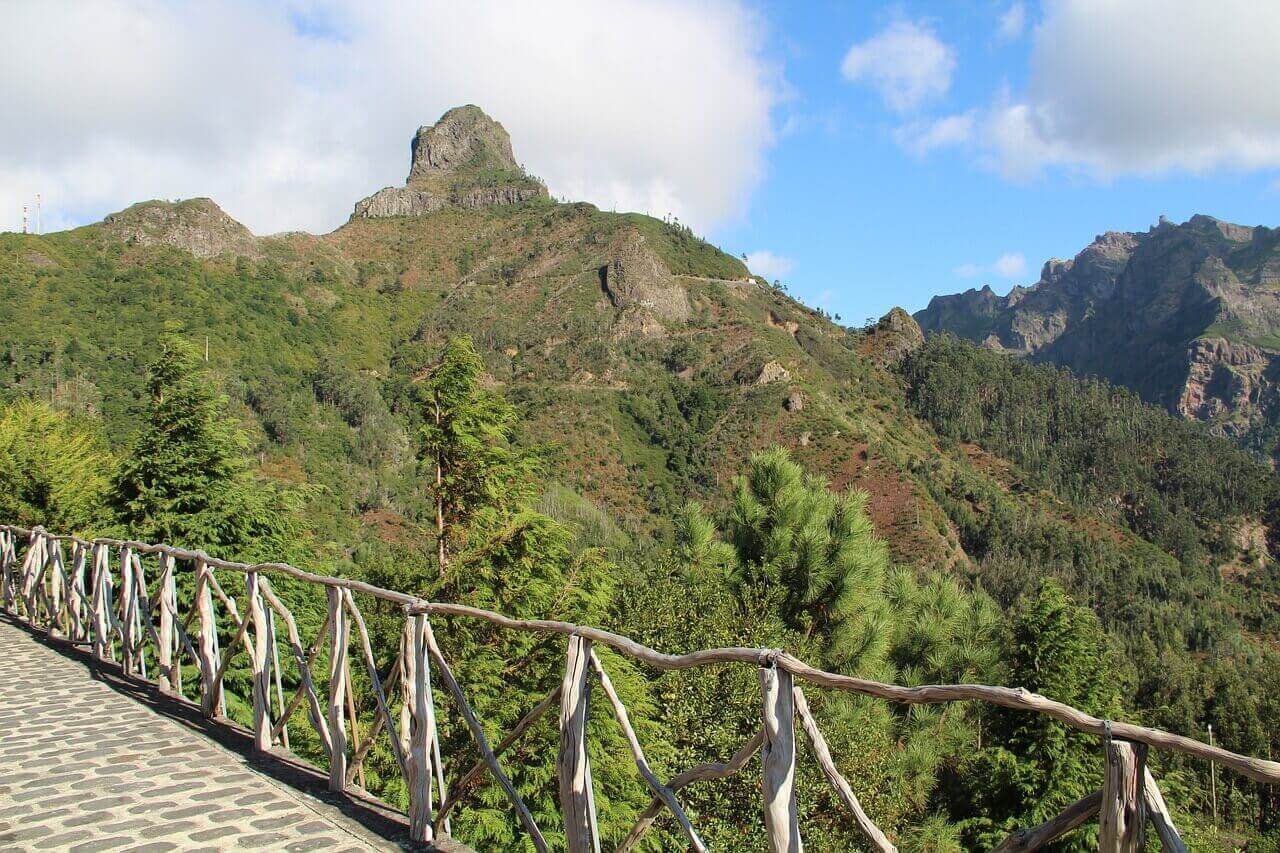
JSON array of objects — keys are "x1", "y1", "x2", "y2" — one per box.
[
  {"x1": 2, "y1": 522, "x2": 1277, "y2": 786},
  {"x1": 0, "y1": 521, "x2": 1267, "y2": 852}
]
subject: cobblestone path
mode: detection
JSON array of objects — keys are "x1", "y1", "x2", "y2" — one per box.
[{"x1": 0, "y1": 617, "x2": 418, "y2": 851}]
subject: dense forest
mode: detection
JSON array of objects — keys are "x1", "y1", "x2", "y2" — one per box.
[
  {"x1": 3, "y1": 186, "x2": 1280, "y2": 848},
  {"x1": 6, "y1": 325, "x2": 1280, "y2": 850}
]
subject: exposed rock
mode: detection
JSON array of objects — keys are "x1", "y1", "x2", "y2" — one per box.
[
  {"x1": 601, "y1": 230, "x2": 691, "y2": 324},
  {"x1": 354, "y1": 187, "x2": 449, "y2": 219},
  {"x1": 798, "y1": 431, "x2": 811, "y2": 446},
  {"x1": 784, "y1": 391, "x2": 804, "y2": 412},
  {"x1": 915, "y1": 214, "x2": 1280, "y2": 454},
  {"x1": 866, "y1": 307, "x2": 924, "y2": 365},
  {"x1": 353, "y1": 105, "x2": 548, "y2": 219},
  {"x1": 767, "y1": 310, "x2": 800, "y2": 336},
  {"x1": 103, "y1": 198, "x2": 256, "y2": 259},
  {"x1": 756, "y1": 360, "x2": 791, "y2": 384},
  {"x1": 1177, "y1": 337, "x2": 1269, "y2": 433},
  {"x1": 408, "y1": 105, "x2": 520, "y2": 180}
]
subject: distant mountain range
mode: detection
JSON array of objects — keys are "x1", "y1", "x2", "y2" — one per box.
[{"x1": 916, "y1": 214, "x2": 1280, "y2": 460}]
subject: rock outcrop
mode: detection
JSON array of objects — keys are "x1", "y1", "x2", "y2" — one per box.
[
  {"x1": 600, "y1": 230, "x2": 691, "y2": 337},
  {"x1": 915, "y1": 214, "x2": 1280, "y2": 454},
  {"x1": 864, "y1": 307, "x2": 924, "y2": 365},
  {"x1": 353, "y1": 105, "x2": 548, "y2": 219},
  {"x1": 103, "y1": 198, "x2": 256, "y2": 258}
]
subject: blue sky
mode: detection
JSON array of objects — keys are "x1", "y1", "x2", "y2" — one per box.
[
  {"x1": 709, "y1": 1, "x2": 1280, "y2": 322},
  {"x1": 4, "y1": 1, "x2": 1279, "y2": 325}
]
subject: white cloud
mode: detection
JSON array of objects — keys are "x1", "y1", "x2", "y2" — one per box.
[
  {"x1": 746, "y1": 250, "x2": 793, "y2": 280},
  {"x1": 980, "y1": 0, "x2": 1280, "y2": 179},
  {"x1": 954, "y1": 252, "x2": 1026, "y2": 280},
  {"x1": 993, "y1": 252, "x2": 1027, "y2": 278},
  {"x1": 996, "y1": 3, "x2": 1027, "y2": 41},
  {"x1": 841, "y1": 20, "x2": 956, "y2": 113},
  {"x1": 0, "y1": 0, "x2": 779, "y2": 235},
  {"x1": 895, "y1": 112, "x2": 974, "y2": 156}
]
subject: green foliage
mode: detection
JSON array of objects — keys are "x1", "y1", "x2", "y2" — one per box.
[
  {"x1": 0, "y1": 399, "x2": 110, "y2": 532},
  {"x1": 902, "y1": 333, "x2": 1278, "y2": 560},
  {"x1": 950, "y1": 580, "x2": 1123, "y2": 850},
  {"x1": 109, "y1": 332, "x2": 296, "y2": 559},
  {"x1": 723, "y1": 447, "x2": 892, "y2": 670},
  {"x1": 421, "y1": 336, "x2": 540, "y2": 574}
]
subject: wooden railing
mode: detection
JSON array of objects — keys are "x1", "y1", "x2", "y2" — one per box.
[{"x1": 2, "y1": 522, "x2": 1277, "y2": 852}]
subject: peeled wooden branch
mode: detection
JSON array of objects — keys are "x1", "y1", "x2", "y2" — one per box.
[
  {"x1": 760, "y1": 662, "x2": 802, "y2": 852},
  {"x1": 1100, "y1": 740, "x2": 1147, "y2": 852},
  {"x1": 424, "y1": 617, "x2": 547, "y2": 853},
  {"x1": 793, "y1": 685, "x2": 895, "y2": 851},
  {"x1": 436, "y1": 684, "x2": 561, "y2": 831},
  {"x1": 1143, "y1": 767, "x2": 1187, "y2": 853},
  {"x1": 618, "y1": 729, "x2": 764, "y2": 853},
  {"x1": 261, "y1": 581, "x2": 332, "y2": 757},
  {"x1": 589, "y1": 650, "x2": 704, "y2": 852},
  {"x1": 342, "y1": 589, "x2": 408, "y2": 781},
  {"x1": 993, "y1": 790, "x2": 1102, "y2": 852}
]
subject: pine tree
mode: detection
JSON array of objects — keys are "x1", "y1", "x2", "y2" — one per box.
[
  {"x1": 954, "y1": 580, "x2": 1124, "y2": 850},
  {"x1": 110, "y1": 332, "x2": 293, "y2": 557},
  {"x1": 420, "y1": 336, "x2": 537, "y2": 578},
  {"x1": 723, "y1": 446, "x2": 891, "y2": 670}
]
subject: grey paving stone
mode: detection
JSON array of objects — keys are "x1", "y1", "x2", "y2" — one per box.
[{"x1": 0, "y1": 619, "x2": 391, "y2": 852}]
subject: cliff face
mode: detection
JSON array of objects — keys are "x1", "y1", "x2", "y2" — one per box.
[
  {"x1": 353, "y1": 105, "x2": 548, "y2": 219},
  {"x1": 915, "y1": 215, "x2": 1280, "y2": 456}
]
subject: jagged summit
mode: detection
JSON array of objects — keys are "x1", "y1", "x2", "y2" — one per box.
[
  {"x1": 915, "y1": 212, "x2": 1280, "y2": 447},
  {"x1": 408, "y1": 105, "x2": 520, "y2": 181},
  {"x1": 102, "y1": 198, "x2": 256, "y2": 258},
  {"x1": 353, "y1": 105, "x2": 547, "y2": 219}
]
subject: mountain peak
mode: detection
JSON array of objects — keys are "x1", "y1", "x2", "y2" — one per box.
[
  {"x1": 102, "y1": 198, "x2": 256, "y2": 258},
  {"x1": 408, "y1": 105, "x2": 520, "y2": 183},
  {"x1": 352, "y1": 106, "x2": 547, "y2": 220}
]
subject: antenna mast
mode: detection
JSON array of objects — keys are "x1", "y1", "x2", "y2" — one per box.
[
  {"x1": 21, "y1": 205, "x2": 27, "y2": 235},
  {"x1": 35, "y1": 194, "x2": 41, "y2": 235}
]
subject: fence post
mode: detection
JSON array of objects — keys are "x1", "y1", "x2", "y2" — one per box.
[
  {"x1": 91, "y1": 543, "x2": 113, "y2": 661},
  {"x1": 67, "y1": 543, "x2": 87, "y2": 642},
  {"x1": 1099, "y1": 738, "x2": 1147, "y2": 852},
  {"x1": 196, "y1": 558, "x2": 223, "y2": 717},
  {"x1": 327, "y1": 586, "x2": 349, "y2": 791},
  {"x1": 559, "y1": 634, "x2": 599, "y2": 853},
  {"x1": 247, "y1": 571, "x2": 272, "y2": 751},
  {"x1": 20, "y1": 531, "x2": 46, "y2": 622},
  {"x1": 407, "y1": 613, "x2": 435, "y2": 842},
  {"x1": 0, "y1": 530, "x2": 8, "y2": 610},
  {"x1": 119, "y1": 546, "x2": 137, "y2": 674},
  {"x1": 156, "y1": 554, "x2": 177, "y2": 694},
  {"x1": 760, "y1": 658, "x2": 802, "y2": 853}
]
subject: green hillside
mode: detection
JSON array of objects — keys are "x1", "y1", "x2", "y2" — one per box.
[{"x1": 3, "y1": 115, "x2": 1280, "y2": 845}]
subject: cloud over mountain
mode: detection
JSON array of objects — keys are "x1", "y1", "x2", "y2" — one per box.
[{"x1": 0, "y1": 0, "x2": 779, "y2": 234}]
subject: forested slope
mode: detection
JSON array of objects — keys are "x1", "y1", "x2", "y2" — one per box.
[{"x1": 2, "y1": 114, "x2": 1279, "y2": 844}]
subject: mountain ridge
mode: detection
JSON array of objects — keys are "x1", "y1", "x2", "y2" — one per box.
[{"x1": 915, "y1": 213, "x2": 1280, "y2": 459}]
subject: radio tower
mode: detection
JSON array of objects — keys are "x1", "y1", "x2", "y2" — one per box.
[
  {"x1": 36, "y1": 194, "x2": 41, "y2": 235},
  {"x1": 21, "y1": 205, "x2": 27, "y2": 235}
]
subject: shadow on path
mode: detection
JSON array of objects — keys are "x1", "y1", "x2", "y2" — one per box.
[{"x1": 0, "y1": 612, "x2": 474, "y2": 852}]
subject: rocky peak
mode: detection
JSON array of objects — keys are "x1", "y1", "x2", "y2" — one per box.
[
  {"x1": 353, "y1": 105, "x2": 547, "y2": 220},
  {"x1": 864, "y1": 307, "x2": 924, "y2": 365},
  {"x1": 408, "y1": 105, "x2": 520, "y2": 182},
  {"x1": 102, "y1": 198, "x2": 256, "y2": 259}
]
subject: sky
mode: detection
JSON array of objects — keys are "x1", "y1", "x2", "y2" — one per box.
[{"x1": 3, "y1": 1, "x2": 1280, "y2": 321}]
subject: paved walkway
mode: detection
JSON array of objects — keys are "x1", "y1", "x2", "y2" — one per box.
[{"x1": 0, "y1": 617, "x2": 419, "y2": 851}]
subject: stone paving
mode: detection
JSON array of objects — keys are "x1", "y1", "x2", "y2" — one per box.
[{"x1": 0, "y1": 617, "x2": 417, "y2": 851}]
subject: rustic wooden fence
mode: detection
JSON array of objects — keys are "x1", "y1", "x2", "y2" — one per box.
[{"x1": 2, "y1": 522, "x2": 1277, "y2": 852}]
